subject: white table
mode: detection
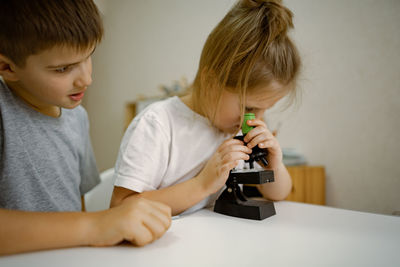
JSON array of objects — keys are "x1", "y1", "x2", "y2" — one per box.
[{"x1": 1, "y1": 201, "x2": 399, "y2": 267}]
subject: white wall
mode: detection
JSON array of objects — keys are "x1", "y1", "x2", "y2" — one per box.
[{"x1": 88, "y1": 0, "x2": 400, "y2": 215}]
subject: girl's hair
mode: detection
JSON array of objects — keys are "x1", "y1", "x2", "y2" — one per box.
[
  {"x1": 0, "y1": 0, "x2": 104, "y2": 67},
  {"x1": 191, "y1": 0, "x2": 301, "y2": 125}
]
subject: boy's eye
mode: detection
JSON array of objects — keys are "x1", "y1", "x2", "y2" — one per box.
[{"x1": 55, "y1": 66, "x2": 71, "y2": 73}]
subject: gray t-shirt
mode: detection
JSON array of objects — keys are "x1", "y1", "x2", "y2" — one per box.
[{"x1": 0, "y1": 79, "x2": 100, "y2": 211}]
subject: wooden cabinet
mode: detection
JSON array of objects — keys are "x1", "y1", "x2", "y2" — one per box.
[{"x1": 285, "y1": 166, "x2": 325, "y2": 205}]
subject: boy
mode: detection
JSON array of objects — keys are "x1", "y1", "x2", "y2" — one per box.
[{"x1": 0, "y1": 0, "x2": 171, "y2": 255}]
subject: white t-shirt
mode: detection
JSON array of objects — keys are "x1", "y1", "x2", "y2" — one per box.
[{"x1": 114, "y1": 96, "x2": 231, "y2": 214}]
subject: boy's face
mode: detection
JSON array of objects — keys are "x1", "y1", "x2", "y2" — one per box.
[
  {"x1": 6, "y1": 45, "x2": 95, "y2": 117},
  {"x1": 213, "y1": 82, "x2": 287, "y2": 134}
]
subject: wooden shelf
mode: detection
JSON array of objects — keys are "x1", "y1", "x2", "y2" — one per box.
[{"x1": 285, "y1": 165, "x2": 326, "y2": 205}]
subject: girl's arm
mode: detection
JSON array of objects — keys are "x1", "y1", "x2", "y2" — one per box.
[
  {"x1": 111, "y1": 138, "x2": 252, "y2": 215},
  {"x1": 256, "y1": 162, "x2": 292, "y2": 201},
  {"x1": 111, "y1": 177, "x2": 208, "y2": 216},
  {"x1": 0, "y1": 197, "x2": 171, "y2": 255},
  {"x1": 244, "y1": 118, "x2": 292, "y2": 200}
]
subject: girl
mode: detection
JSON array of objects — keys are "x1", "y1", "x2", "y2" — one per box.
[{"x1": 111, "y1": 0, "x2": 301, "y2": 216}]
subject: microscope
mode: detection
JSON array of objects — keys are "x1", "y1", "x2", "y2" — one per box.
[{"x1": 214, "y1": 113, "x2": 276, "y2": 220}]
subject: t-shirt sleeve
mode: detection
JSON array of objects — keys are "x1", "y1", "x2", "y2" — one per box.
[
  {"x1": 114, "y1": 111, "x2": 170, "y2": 192},
  {"x1": 79, "y1": 109, "x2": 100, "y2": 195}
]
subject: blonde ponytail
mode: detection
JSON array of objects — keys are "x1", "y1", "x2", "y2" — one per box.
[
  {"x1": 192, "y1": 0, "x2": 301, "y2": 124},
  {"x1": 242, "y1": 0, "x2": 293, "y2": 42}
]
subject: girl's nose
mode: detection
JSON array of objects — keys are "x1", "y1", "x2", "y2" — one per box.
[{"x1": 254, "y1": 110, "x2": 264, "y2": 119}]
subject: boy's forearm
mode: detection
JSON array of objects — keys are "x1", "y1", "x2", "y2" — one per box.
[
  {"x1": 137, "y1": 178, "x2": 209, "y2": 216},
  {"x1": 0, "y1": 209, "x2": 97, "y2": 255},
  {"x1": 257, "y1": 163, "x2": 292, "y2": 201}
]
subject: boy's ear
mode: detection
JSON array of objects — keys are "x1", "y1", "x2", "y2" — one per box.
[{"x1": 0, "y1": 54, "x2": 19, "y2": 82}]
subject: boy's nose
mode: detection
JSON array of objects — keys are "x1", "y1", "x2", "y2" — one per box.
[{"x1": 74, "y1": 61, "x2": 92, "y2": 88}]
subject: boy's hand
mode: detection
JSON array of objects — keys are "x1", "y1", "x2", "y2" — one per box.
[
  {"x1": 90, "y1": 197, "x2": 171, "y2": 247},
  {"x1": 195, "y1": 138, "x2": 251, "y2": 194},
  {"x1": 243, "y1": 118, "x2": 283, "y2": 170}
]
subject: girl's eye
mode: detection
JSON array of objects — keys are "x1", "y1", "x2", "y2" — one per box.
[{"x1": 245, "y1": 107, "x2": 256, "y2": 112}]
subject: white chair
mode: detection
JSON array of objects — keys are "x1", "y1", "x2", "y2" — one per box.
[{"x1": 84, "y1": 168, "x2": 115, "y2": 212}]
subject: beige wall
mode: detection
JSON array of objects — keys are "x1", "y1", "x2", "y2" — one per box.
[{"x1": 88, "y1": 0, "x2": 400, "y2": 215}]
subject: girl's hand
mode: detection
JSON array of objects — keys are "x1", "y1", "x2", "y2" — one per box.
[
  {"x1": 243, "y1": 118, "x2": 283, "y2": 170},
  {"x1": 195, "y1": 138, "x2": 252, "y2": 194}
]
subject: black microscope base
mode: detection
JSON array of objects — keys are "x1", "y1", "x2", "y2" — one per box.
[{"x1": 214, "y1": 199, "x2": 276, "y2": 220}]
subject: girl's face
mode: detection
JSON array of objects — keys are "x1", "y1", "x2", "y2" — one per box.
[{"x1": 213, "y1": 82, "x2": 288, "y2": 134}]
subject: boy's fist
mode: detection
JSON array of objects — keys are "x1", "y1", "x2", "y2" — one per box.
[{"x1": 90, "y1": 197, "x2": 171, "y2": 247}]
